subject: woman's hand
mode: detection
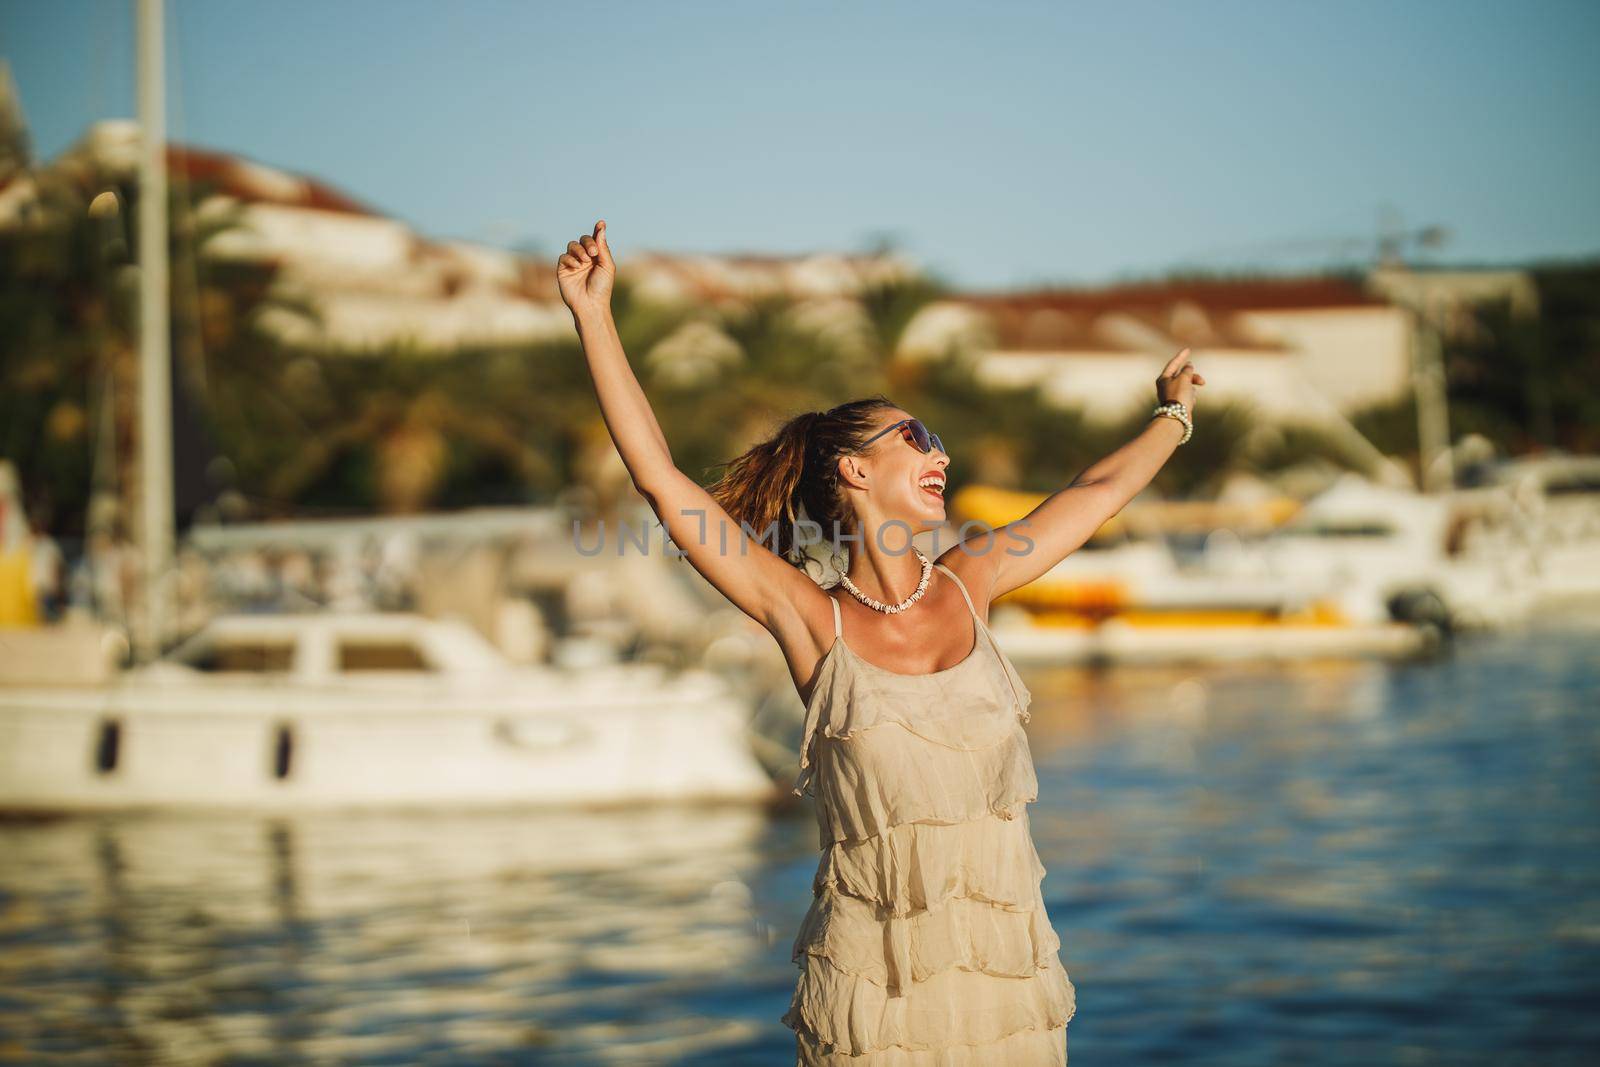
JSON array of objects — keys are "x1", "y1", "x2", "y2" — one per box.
[
  {"x1": 556, "y1": 219, "x2": 615, "y2": 319},
  {"x1": 1156, "y1": 346, "x2": 1206, "y2": 410}
]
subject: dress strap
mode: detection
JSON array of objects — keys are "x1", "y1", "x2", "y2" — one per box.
[
  {"x1": 936, "y1": 561, "x2": 1028, "y2": 719},
  {"x1": 933, "y1": 561, "x2": 979, "y2": 620},
  {"x1": 794, "y1": 593, "x2": 844, "y2": 799}
]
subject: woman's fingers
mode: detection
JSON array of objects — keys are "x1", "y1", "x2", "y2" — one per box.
[
  {"x1": 556, "y1": 222, "x2": 614, "y2": 277},
  {"x1": 1161, "y1": 346, "x2": 1192, "y2": 377}
]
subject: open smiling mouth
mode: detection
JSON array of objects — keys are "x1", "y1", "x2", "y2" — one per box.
[{"x1": 918, "y1": 477, "x2": 945, "y2": 501}]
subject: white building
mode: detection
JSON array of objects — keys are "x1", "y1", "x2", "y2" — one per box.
[
  {"x1": 897, "y1": 277, "x2": 1417, "y2": 424},
  {"x1": 0, "y1": 105, "x2": 925, "y2": 359}
]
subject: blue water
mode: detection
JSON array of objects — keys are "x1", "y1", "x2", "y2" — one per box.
[{"x1": 1, "y1": 621, "x2": 1597, "y2": 1065}]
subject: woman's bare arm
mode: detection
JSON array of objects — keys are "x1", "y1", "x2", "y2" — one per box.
[
  {"x1": 977, "y1": 347, "x2": 1206, "y2": 601},
  {"x1": 557, "y1": 221, "x2": 825, "y2": 640}
]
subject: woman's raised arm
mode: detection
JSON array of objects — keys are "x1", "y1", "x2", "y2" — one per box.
[
  {"x1": 556, "y1": 221, "x2": 825, "y2": 638},
  {"x1": 984, "y1": 347, "x2": 1206, "y2": 602}
]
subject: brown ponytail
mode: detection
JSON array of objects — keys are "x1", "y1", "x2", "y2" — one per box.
[{"x1": 704, "y1": 396, "x2": 899, "y2": 569}]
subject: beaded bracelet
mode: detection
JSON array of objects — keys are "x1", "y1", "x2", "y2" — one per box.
[{"x1": 1152, "y1": 401, "x2": 1193, "y2": 445}]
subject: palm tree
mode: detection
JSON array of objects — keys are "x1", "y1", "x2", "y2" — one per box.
[
  {"x1": 264, "y1": 349, "x2": 557, "y2": 515},
  {"x1": 0, "y1": 139, "x2": 330, "y2": 537}
]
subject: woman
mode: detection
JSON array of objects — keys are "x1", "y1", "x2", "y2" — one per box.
[{"x1": 556, "y1": 220, "x2": 1203, "y2": 1065}]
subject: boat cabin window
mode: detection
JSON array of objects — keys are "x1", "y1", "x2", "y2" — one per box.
[
  {"x1": 1545, "y1": 474, "x2": 1600, "y2": 496},
  {"x1": 1282, "y1": 520, "x2": 1394, "y2": 538},
  {"x1": 338, "y1": 640, "x2": 434, "y2": 672},
  {"x1": 191, "y1": 641, "x2": 295, "y2": 673}
]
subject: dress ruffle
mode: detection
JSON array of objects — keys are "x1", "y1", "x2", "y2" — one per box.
[
  {"x1": 793, "y1": 622, "x2": 1032, "y2": 801},
  {"x1": 814, "y1": 808, "x2": 1048, "y2": 916},
  {"x1": 782, "y1": 951, "x2": 1076, "y2": 1056},
  {"x1": 792, "y1": 881, "x2": 1061, "y2": 997},
  {"x1": 796, "y1": 1021, "x2": 1067, "y2": 1067},
  {"x1": 809, "y1": 723, "x2": 1039, "y2": 846}
]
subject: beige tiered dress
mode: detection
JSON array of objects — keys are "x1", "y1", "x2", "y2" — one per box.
[{"x1": 782, "y1": 562, "x2": 1076, "y2": 1065}]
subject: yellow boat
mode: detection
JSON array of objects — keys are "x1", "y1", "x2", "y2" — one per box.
[{"x1": 938, "y1": 484, "x2": 1431, "y2": 663}]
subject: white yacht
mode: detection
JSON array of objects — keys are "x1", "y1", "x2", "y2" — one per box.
[
  {"x1": 1464, "y1": 453, "x2": 1600, "y2": 609},
  {"x1": 1197, "y1": 460, "x2": 1600, "y2": 633},
  {"x1": 1193, "y1": 476, "x2": 1527, "y2": 630},
  {"x1": 0, "y1": 610, "x2": 777, "y2": 813}
]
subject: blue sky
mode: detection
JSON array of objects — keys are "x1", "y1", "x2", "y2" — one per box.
[{"x1": 3, "y1": 0, "x2": 1597, "y2": 290}]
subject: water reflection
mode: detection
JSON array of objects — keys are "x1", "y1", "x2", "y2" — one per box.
[
  {"x1": 1033, "y1": 622, "x2": 1600, "y2": 1065},
  {"x1": 0, "y1": 806, "x2": 786, "y2": 1065},
  {"x1": 2, "y1": 623, "x2": 1598, "y2": 1064}
]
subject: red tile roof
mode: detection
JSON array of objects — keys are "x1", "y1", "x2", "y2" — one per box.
[
  {"x1": 165, "y1": 143, "x2": 385, "y2": 217},
  {"x1": 958, "y1": 275, "x2": 1382, "y2": 313},
  {"x1": 951, "y1": 275, "x2": 1383, "y2": 354}
]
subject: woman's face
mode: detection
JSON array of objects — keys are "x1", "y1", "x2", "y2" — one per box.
[{"x1": 855, "y1": 408, "x2": 950, "y2": 532}]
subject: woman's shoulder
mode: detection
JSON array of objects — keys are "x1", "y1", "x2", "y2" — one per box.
[{"x1": 934, "y1": 542, "x2": 998, "y2": 617}]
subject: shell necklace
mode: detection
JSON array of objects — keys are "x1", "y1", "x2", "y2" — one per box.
[{"x1": 836, "y1": 547, "x2": 933, "y2": 614}]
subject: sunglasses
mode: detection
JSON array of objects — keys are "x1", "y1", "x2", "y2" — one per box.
[{"x1": 858, "y1": 417, "x2": 945, "y2": 456}]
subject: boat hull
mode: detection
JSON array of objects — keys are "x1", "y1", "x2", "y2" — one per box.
[{"x1": 0, "y1": 684, "x2": 776, "y2": 813}]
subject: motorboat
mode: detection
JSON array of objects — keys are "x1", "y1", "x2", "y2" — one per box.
[
  {"x1": 0, "y1": 610, "x2": 777, "y2": 813},
  {"x1": 947, "y1": 486, "x2": 1435, "y2": 665},
  {"x1": 1191, "y1": 465, "x2": 1600, "y2": 632},
  {"x1": 983, "y1": 539, "x2": 1434, "y2": 666},
  {"x1": 1459, "y1": 453, "x2": 1600, "y2": 609}
]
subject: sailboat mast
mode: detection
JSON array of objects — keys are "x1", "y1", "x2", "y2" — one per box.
[{"x1": 136, "y1": 0, "x2": 175, "y2": 662}]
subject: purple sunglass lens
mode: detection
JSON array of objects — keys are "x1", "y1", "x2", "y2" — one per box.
[{"x1": 908, "y1": 420, "x2": 944, "y2": 454}]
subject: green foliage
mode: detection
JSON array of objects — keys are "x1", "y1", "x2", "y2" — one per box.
[
  {"x1": 0, "y1": 167, "x2": 137, "y2": 538},
  {"x1": 7, "y1": 151, "x2": 1596, "y2": 539},
  {"x1": 1523, "y1": 264, "x2": 1600, "y2": 452}
]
